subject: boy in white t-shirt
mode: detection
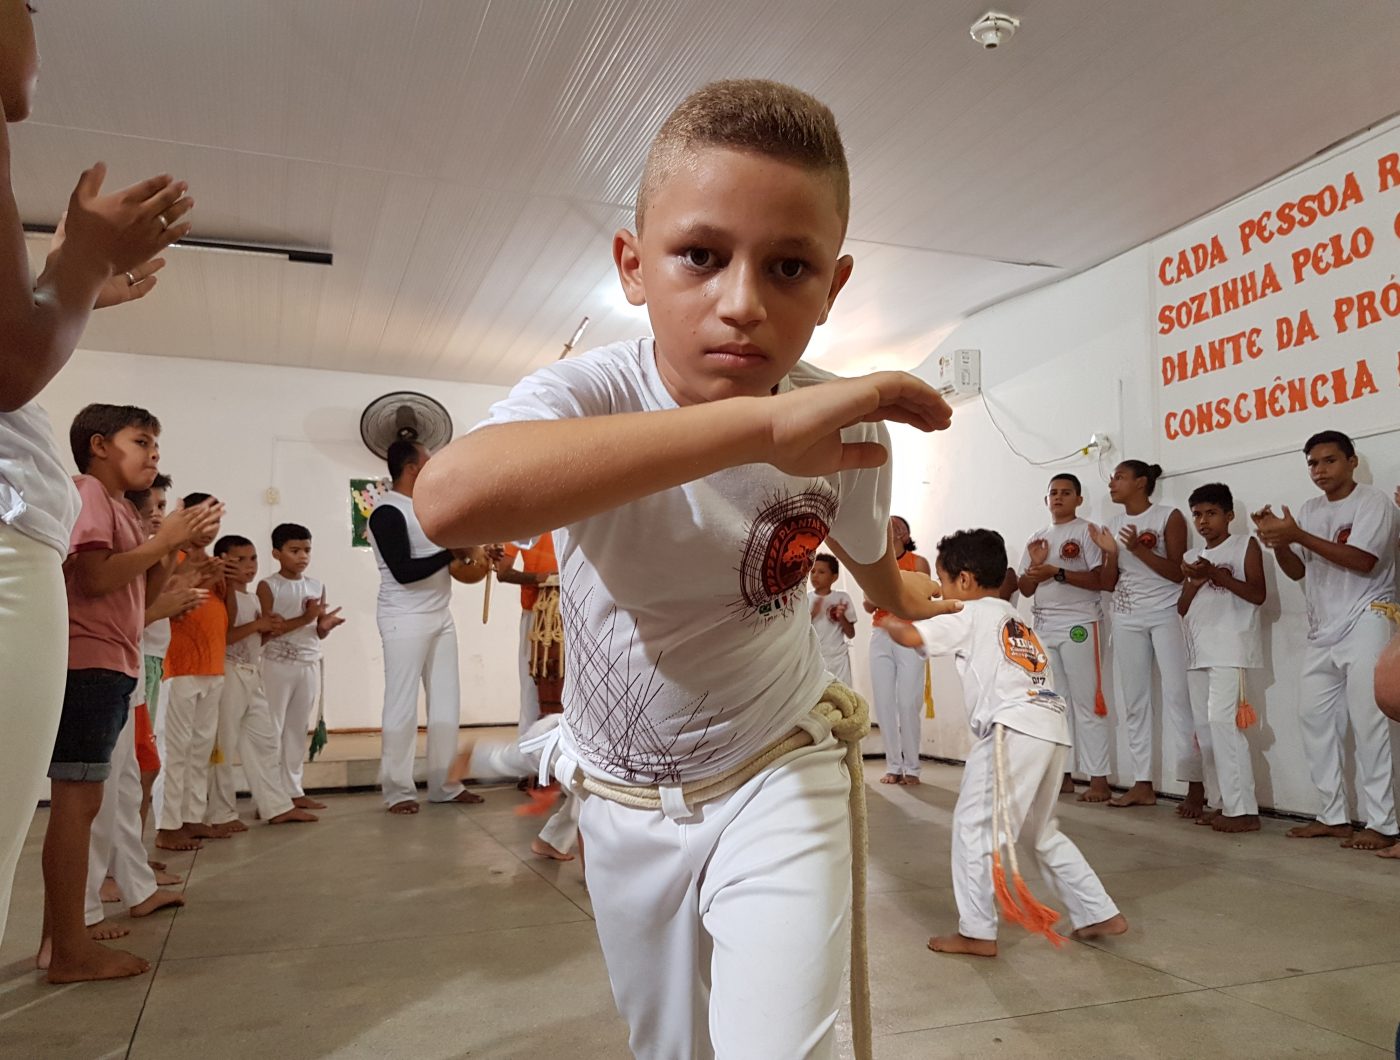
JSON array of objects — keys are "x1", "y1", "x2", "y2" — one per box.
[
  {"x1": 258, "y1": 523, "x2": 344, "y2": 810},
  {"x1": 1018, "y1": 473, "x2": 1113, "y2": 803},
  {"x1": 1254, "y1": 430, "x2": 1398, "y2": 852},
  {"x1": 414, "y1": 80, "x2": 956, "y2": 1059},
  {"x1": 809, "y1": 552, "x2": 856, "y2": 686},
  {"x1": 1179, "y1": 483, "x2": 1266, "y2": 834},
  {"x1": 882, "y1": 529, "x2": 1126, "y2": 957}
]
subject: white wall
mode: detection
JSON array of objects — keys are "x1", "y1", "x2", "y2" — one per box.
[
  {"x1": 40, "y1": 349, "x2": 519, "y2": 730},
  {"x1": 863, "y1": 243, "x2": 1400, "y2": 817}
]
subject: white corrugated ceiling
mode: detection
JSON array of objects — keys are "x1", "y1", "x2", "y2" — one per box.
[{"x1": 14, "y1": 0, "x2": 1400, "y2": 383}]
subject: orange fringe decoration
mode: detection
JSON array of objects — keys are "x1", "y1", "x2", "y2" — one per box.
[
  {"x1": 1235, "y1": 671, "x2": 1257, "y2": 729},
  {"x1": 1091, "y1": 624, "x2": 1108, "y2": 717},
  {"x1": 516, "y1": 783, "x2": 561, "y2": 817},
  {"x1": 991, "y1": 725, "x2": 1067, "y2": 947}
]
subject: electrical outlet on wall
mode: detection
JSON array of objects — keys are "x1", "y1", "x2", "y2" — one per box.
[{"x1": 265, "y1": 487, "x2": 281, "y2": 506}]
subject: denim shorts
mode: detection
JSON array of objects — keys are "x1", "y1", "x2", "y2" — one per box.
[{"x1": 48, "y1": 668, "x2": 137, "y2": 782}]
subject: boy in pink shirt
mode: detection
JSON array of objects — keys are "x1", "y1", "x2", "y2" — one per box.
[{"x1": 37, "y1": 404, "x2": 220, "y2": 983}]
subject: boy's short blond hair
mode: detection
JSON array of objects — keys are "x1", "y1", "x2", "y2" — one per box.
[{"x1": 636, "y1": 79, "x2": 850, "y2": 232}]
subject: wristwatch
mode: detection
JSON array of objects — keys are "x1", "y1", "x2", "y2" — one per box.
[{"x1": 1053, "y1": 567, "x2": 1067, "y2": 583}]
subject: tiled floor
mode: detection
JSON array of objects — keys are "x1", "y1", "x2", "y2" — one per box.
[{"x1": 3, "y1": 763, "x2": 1398, "y2": 1059}]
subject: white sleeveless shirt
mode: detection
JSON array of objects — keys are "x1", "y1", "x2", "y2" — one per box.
[
  {"x1": 261, "y1": 572, "x2": 323, "y2": 663},
  {"x1": 1108, "y1": 503, "x2": 1180, "y2": 619},
  {"x1": 226, "y1": 590, "x2": 265, "y2": 667},
  {"x1": 1181, "y1": 533, "x2": 1263, "y2": 669},
  {"x1": 368, "y1": 490, "x2": 452, "y2": 618}
]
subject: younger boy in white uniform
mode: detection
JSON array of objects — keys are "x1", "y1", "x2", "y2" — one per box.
[
  {"x1": 1254, "y1": 430, "x2": 1398, "y2": 851},
  {"x1": 1018, "y1": 473, "x2": 1112, "y2": 802},
  {"x1": 884, "y1": 529, "x2": 1126, "y2": 957},
  {"x1": 1179, "y1": 483, "x2": 1266, "y2": 833},
  {"x1": 415, "y1": 80, "x2": 956, "y2": 1058},
  {"x1": 808, "y1": 552, "x2": 855, "y2": 685},
  {"x1": 211, "y1": 535, "x2": 317, "y2": 827},
  {"x1": 258, "y1": 523, "x2": 343, "y2": 810}
]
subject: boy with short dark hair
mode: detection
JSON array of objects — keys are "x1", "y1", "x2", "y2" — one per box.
[
  {"x1": 259, "y1": 523, "x2": 343, "y2": 809},
  {"x1": 883, "y1": 529, "x2": 1126, "y2": 958},
  {"x1": 1018, "y1": 473, "x2": 1113, "y2": 803},
  {"x1": 417, "y1": 79, "x2": 955, "y2": 1058},
  {"x1": 40, "y1": 404, "x2": 218, "y2": 982},
  {"x1": 809, "y1": 551, "x2": 855, "y2": 685},
  {"x1": 1254, "y1": 430, "x2": 1398, "y2": 851},
  {"x1": 1179, "y1": 483, "x2": 1266, "y2": 833}
]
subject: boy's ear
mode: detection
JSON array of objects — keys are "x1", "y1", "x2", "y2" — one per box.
[
  {"x1": 816, "y1": 254, "x2": 855, "y2": 326},
  {"x1": 613, "y1": 228, "x2": 647, "y2": 308}
]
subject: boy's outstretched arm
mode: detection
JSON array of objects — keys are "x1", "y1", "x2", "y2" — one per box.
[
  {"x1": 827, "y1": 538, "x2": 961, "y2": 622},
  {"x1": 416, "y1": 371, "x2": 951, "y2": 548}
]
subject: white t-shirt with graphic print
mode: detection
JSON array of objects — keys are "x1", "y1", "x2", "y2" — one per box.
[
  {"x1": 472, "y1": 338, "x2": 892, "y2": 786},
  {"x1": 1107, "y1": 503, "x2": 1181, "y2": 618},
  {"x1": 912, "y1": 597, "x2": 1069, "y2": 746},
  {"x1": 1295, "y1": 484, "x2": 1397, "y2": 647},
  {"x1": 1019, "y1": 517, "x2": 1104, "y2": 634}
]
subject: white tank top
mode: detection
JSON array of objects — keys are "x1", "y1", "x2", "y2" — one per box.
[
  {"x1": 226, "y1": 590, "x2": 264, "y2": 667},
  {"x1": 368, "y1": 490, "x2": 452, "y2": 618},
  {"x1": 1181, "y1": 533, "x2": 1263, "y2": 669},
  {"x1": 1109, "y1": 503, "x2": 1180, "y2": 617},
  {"x1": 261, "y1": 572, "x2": 323, "y2": 663}
]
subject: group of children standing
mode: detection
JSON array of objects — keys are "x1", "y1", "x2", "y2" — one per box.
[{"x1": 38, "y1": 403, "x2": 342, "y2": 982}]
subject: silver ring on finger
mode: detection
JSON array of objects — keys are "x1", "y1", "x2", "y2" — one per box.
[
  {"x1": 157, "y1": 213, "x2": 170, "y2": 230},
  {"x1": 124, "y1": 271, "x2": 137, "y2": 285}
]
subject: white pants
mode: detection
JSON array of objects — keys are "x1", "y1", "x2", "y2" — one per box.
[
  {"x1": 819, "y1": 649, "x2": 853, "y2": 689},
  {"x1": 156, "y1": 674, "x2": 223, "y2": 831},
  {"x1": 1188, "y1": 667, "x2": 1258, "y2": 817},
  {"x1": 208, "y1": 663, "x2": 295, "y2": 823},
  {"x1": 0, "y1": 525, "x2": 66, "y2": 944},
  {"x1": 473, "y1": 719, "x2": 579, "y2": 854},
  {"x1": 86, "y1": 705, "x2": 156, "y2": 925},
  {"x1": 1043, "y1": 624, "x2": 1110, "y2": 778},
  {"x1": 870, "y1": 627, "x2": 925, "y2": 776},
  {"x1": 1298, "y1": 612, "x2": 1397, "y2": 833},
  {"x1": 517, "y1": 610, "x2": 541, "y2": 736},
  {"x1": 1111, "y1": 611, "x2": 1200, "y2": 785},
  {"x1": 378, "y1": 612, "x2": 463, "y2": 806},
  {"x1": 263, "y1": 658, "x2": 319, "y2": 800},
  {"x1": 582, "y1": 739, "x2": 851, "y2": 1060},
  {"x1": 954, "y1": 728, "x2": 1119, "y2": 940}
]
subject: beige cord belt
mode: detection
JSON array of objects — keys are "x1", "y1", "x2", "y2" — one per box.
[{"x1": 582, "y1": 682, "x2": 875, "y2": 1060}]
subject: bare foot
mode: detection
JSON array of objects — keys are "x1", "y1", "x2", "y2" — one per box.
[
  {"x1": 879, "y1": 773, "x2": 903, "y2": 785},
  {"x1": 1212, "y1": 814, "x2": 1261, "y2": 834},
  {"x1": 129, "y1": 890, "x2": 186, "y2": 918},
  {"x1": 218, "y1": 819, "x2": 249, "y2": 834},
  {"x1": 450, "y1": 789, "x2": 485, "y2": 804},
  {"x1": 269, "y1": 808, "x2": 319, "y2": 824},
  {"x1": 1109, "y1": 782, "x2": 1156, "y2": 808},
  {"x1": 1060, "y1": 774, "x2": 1077, "y2": 795},
  {"x1": 900, "y1": 775, "x2": 922, "y2": 787},
  {"x1": 100, "y1": 877, "x2": 121, "y2": 903},
  {"x1": 531, "y1": 837, "x2": 576, "y2": 862},
  {"x1": 447, "y1": 747, "x2": 475, "y2": 786},
  {"x1": 156, "y1": 827, "x2": 203, "y2": 851},
  {"x1": 45, "y1": 940, "x2": 150, "y2": 983},
  {"x1": 293, "y1": 796, "x2": 326, "y2": 810},
  {"x1": 186, "y1": 823, "x2": 229, "y2": 840},
  {"x1": 1079, "y1": 777, "x2": 1113, "y2": 803},
  {"x1": 147, "y1": 860, "x2": 167, "y2": 872},
  {"x1": 1376, "y1": 844, "x2": 1400, "y2": 859},
  {"x1": 1287, "y1": 821, "x2": 1353, "y2": 840},
  {"x1": 153, "y1": 868, "x2": 184, "y2": 886},
  {"x1": 87, "y1": 920, "x2": 130, "y2": 941},
  {"x1": 35, "y1": 937, "x2": 50, "y2": 970},
  {"x1": 1071, "y1": 913, "x2": 1129, "y2": 941},
  {"x1": 1176, "y1": 783, "x2": 1208, "y2": 819},
  {"x1": 1341, "y1": 828, "x2": 1398, "y2": 851},
  {"x1": 1193, "y1": 809, "x2": 1222, "y2": 827},
  {"x1": 388, "y1": 800, "x2": 420, "y2": 815},
  {"x1": 928, "y1": 933, "x2": 997, "y2": 957}
]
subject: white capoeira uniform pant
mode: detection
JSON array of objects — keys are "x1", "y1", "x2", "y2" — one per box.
[
  {"x1": 473, "y1": 719, "x2": 582, "y2": 855},
  {"x1": 819, "y1": 650, "x2": 853, "y2": 689},
  {"x1": 1298, "y1": 611, "x2": 1397, "y2": 833},
  {"x1": 378, "y1": 611, "x2": 464, "y2": 806},
  {"x1": 1187, "y1": 667, "x2": 1257, "y2": 817},
  {"x1": 517, "y1": 610, "x2": 541, "y2": 737},
  {"x1": 207, "y1": 663, "x2": 295, "y2": 824},
  {"x1": 263, "y1": 658, "x2": 319, "y2": 800},
  {"x1": 581, "y1": 738, "x2": 852, "y2": 1060},
  {"x1": 155, "y1": 674, "x2": 223, "y2": 831},
  {"x1": 0, "y1": 525, "x2": 67, "y2": 944},
  {"x1": 86, "y1": 701, "x2": 157, "y2": 925},
  {"x1": 1111, "y1": 610, "x2": 1200, "y2": 785},
  {"x1": 1042, "y1": 624, "x2": 1110, "y2": 778},
  {"x1": 870, "y1": 626, "x2": 925, "y2": 777},
  {"x1": 954, "y1": 727, "x2": 1118, "y2": 940}
]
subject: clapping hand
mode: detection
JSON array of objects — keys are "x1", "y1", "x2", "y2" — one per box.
[
  {"x1": 1251, "y1": 505, "x2": 1298, "y2": 548},
  {"x1": 317, "y1": 606, "x2": 345, "y2": 637},
  {"x1": 1027, "y1": 539, "x2": 1049, "y2": 566},
  {"x1": 828, "y1": 600, "x2": 849, "y2": 624},
  {"x1": 1117, "y1": 524, "x2": 1140, "y2": 552},
  {"x1": 1087, "y1": 523, "x2": 1117, "y2": 554}
]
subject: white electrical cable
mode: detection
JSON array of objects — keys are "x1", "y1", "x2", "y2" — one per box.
[{"x1": 981, "y1": 392, "x2": 1093, "y2": 468}]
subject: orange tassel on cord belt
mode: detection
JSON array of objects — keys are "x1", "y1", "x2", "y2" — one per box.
[
  {"x1": 1091, "y1": 624, "x2": 1108, "y2": 717},
  {"x1": 1235, "y1": 670, "x2": 1258, "y2": 730},
  {"x1": 991, "y1": 724, "x2": 1065, "y2": 945}
]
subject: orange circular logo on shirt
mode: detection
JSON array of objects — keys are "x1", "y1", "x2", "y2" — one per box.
[
  {"x1": 1137, "y1": 531, "x2": 1159, "y2": 551},
  {"x1": 1000, "y1": 618, "x2": 1048, "y2": 674},
  {"x1": 1060, "y1": 540, "x2": 1081, "y2": 560},
  {"x1": 1336, "y1": 525, "x2": 1352, "y2": 545}
]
